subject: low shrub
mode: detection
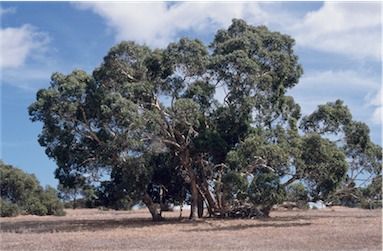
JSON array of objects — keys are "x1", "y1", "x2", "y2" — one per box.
[
  {"x1": 0, "y1": 198, "x2": 21, "y2": 217},
  {"x1": 1, "y1": 161, "x2": 65, "y2": 217}
]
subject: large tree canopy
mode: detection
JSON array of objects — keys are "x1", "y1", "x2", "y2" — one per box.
[{"x1": 29, "y1": 19, "x2": 381, "y2": 220}]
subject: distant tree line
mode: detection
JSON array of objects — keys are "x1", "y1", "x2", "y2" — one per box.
[{"x1": 0, "y1": 161, "x2": 65, "y2": 217}]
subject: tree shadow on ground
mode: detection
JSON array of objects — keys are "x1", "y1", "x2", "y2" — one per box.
[
  {"x1": 0, "y1": 215, "x2": 314, "y2": 234},
  {"x1": 185, "y1": 222, "x2": 312, "y2": 232},
  {"x1": 0, "y1": 217, "x2": 180, "y2": 234},
  {"x1": 183, "y1": 216, "x2": 313, "y2": 232}
]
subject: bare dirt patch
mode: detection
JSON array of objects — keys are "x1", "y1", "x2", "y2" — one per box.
[{"x1": 1, "y1": 207, "x2": 381, "y2": 250}]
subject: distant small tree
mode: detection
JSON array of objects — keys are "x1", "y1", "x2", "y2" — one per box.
[
  {"x1": 0, "y1": 161, "x2": 65, "y2": 217},
  {"x1": 285, "y1": 182, "x2": 309, "y2": 208}
]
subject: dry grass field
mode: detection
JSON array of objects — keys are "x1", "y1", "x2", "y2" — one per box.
[{"x1": 0, "y1": 206, "x2": 381, "y2": 251}]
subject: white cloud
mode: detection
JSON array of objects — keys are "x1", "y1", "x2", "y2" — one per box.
[
  {"x1": 368, "y1": 87, "x2": 382, "y2": 107},
  {"x1": 288, "y1": 70, "x2": 381, "y2": 124},
  {"x1": 1, "y1": 24, "x2": 50, "y2": 69},
  {"x1": 74, "y1": 2, "x2": 381, "y2": 61},
  {"x1": 305, "y1": 70, "x2": 380, "y2": 96},
  {"x1": 72, "y1": 2, "x2": 265, "y2": 48},
  {"x1": 290, "y1": 2, "x2": 381, "y2": 60},
  {"x1": 372, "y1": 106, "x2": 382, "y2": 125},
  {"x1": 300, "y1": 70, "x2": 379, "y2": 90},
  {"x1": 367, "y1": 87, "x2": 382, "y2": 125},
  {"x1": 1, "y1": 66, "x2": 54, "y2": 91},
  {"x1": 0, "y1": 6, "x2": 16, "y2": 16}
]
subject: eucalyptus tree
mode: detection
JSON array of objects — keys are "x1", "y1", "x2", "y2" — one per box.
[
  {"x1": 29, "y1": 37, "x2": 210, "y2": 220},
  {"x1": 29, "y1": 19, "x2": 371, "y2": 220},
  {"x1": 202, "y1": 19, "x2": 304, "y2": 216},
  {"x1": 300, "y1": 100, "x2": 382, "y2": 204}
]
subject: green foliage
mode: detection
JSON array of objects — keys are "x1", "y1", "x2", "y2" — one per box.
[
  {"x1": 363, "y1": 175, "x2": 382, "y2": 200},
  {"x1": 286, "y1": 182, "x2": 309, "y2": 201},
  {"x1": 300, "y1": 134, "x2": 348, "y2": 199},
  {"x1": 0, "y1": 198, "x2": 21, "y2": 217},
  {"x1": 26, "y1": 195, "x2": 48, "y2": 216},
  {"x1": 300, "y1": 100, "x2": 381, "y2": 204},
  {"x1": 95, "y1": 159, "x2": 148, "y2": 210},
  {"x1": 300, "y1": 99, "x2": 352, "y2": 135},
  {"x1": 28, "y1": 19, "x2": 380, "y2": 219},
  {"x1": 42, "y1": 186, "x2": 66, "y2": 216},
  {"x1": 285, "y1": 182, "x2": 309, "y2": 208},
  {"x1": 248, "y1": 173, "x2": 286, "y2": 208},
  {"x1": 0, "y1": 161, "x2": 65, "y2": 217},
  {"x1": 222, "y1": 172, "x2": 248, "y2": 203},
  {"x1": 359, "y1": 200, "x2": 382, "y2": 210}
]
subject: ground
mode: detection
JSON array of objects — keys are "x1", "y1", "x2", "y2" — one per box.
[{"x1": 0, "y1": 206, "x2": 381, "y2": 250}]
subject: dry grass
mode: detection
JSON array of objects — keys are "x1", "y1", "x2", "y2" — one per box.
[{"x1": 0, "y1": 206, "x2": 381, "y2": 250}]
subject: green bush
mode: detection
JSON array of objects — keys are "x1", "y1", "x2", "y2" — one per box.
[
  {"x1": 1, "y1": 161, "x2": 65, "y2": 217},
  {"x1": 248, "y1": 173, "x2": 286, "y2": 216},
  {"x1": 26, "y1": 197, "x2": 48, "y2": 216},
  {"x1": 359, "y1": 200, "x2": 382, "y2": 210},
  {"x1": 285, "y1": 182, "x2": 309, "y2": 209},
  {"x1": 115, "y1": 197, "x2": 134, "y2": 210},
  {"x1": 41, "y1": 186, "x2": 66, "y2": 216},
  {"x1": 222, "y1": 172, "x2": 248, "y2": 203},
  {"x1": 0, "y1": 198, "x2": 21, "y2": 217}
]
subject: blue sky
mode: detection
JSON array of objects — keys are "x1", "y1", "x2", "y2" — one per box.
[{"x1": 1, "y1": 1, "x2": 382, "y2": 188}]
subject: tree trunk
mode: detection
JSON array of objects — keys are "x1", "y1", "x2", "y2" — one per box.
[
  {"x1": 143, "y1": 192, "x2": 164, "y2": 221},
  {"x1": 197, "y1": 192, "x2": 204, "y2": 218},
  {"x1": 179, "y1": 148, "x2": 199, "y2": 220},
  {"x1": 73, "y1": 192, "x2": 78, "y2": 209},
  {"x1": 189, "y1": 169, "x2": 199, "y2": 220},
  {"x1": 205, "y1": 190, "x2": 216, "y2": 217},
  {"x1": 199, "y1": 162, "x2": 218, "y2": 216},
  {"x1": 260, "y1": 205, "x2": 272, "y2": 217}
]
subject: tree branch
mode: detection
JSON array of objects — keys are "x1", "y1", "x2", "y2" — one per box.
[
  {"x1": 162, "y1": 139, "x2": 181, "y2": 150},
  {"x1": 282, "y1": 175, "x2": 299, "y2": 187}
]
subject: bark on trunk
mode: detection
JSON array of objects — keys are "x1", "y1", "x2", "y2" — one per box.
[
  {"x1": 189, "y1": 170, "x2": 199, "y2": 220},
  {"x1": 143, "y1": 192, "x2": 164, "y2": 221},
  {"x1": 197, "y1": 192, "x2": 204, "y2": 218},
  {"x1": 260, "y1": 205, "x2": 272, "y2": 217},
  {"x1": 199, "y1": 165, "x2": 218, "y2": 216},
  {"x1": 179, "y1": 148, "x2": 199, "y2": 220}
]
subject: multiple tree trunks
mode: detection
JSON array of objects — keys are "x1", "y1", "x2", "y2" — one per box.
[{"x1": 28, "y1": 19, "x2": 382, "y2": 223}]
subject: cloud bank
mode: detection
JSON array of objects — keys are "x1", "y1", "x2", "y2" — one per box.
[
  {"x1": 75, "y1": 2, "x2": 381, "y2": 61},
  {"x1": 289, "y1": 69, "x2": 381, "y2": 125},
  {"x1": 367, "y1": 87, "x2": 382, "y2": 125},
  {"x1": 72, "y1": 2, "x2": 265, "y2": 48},
  {"x1": 290, "y1": 2, "x2": 381, "y2": 60}
]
